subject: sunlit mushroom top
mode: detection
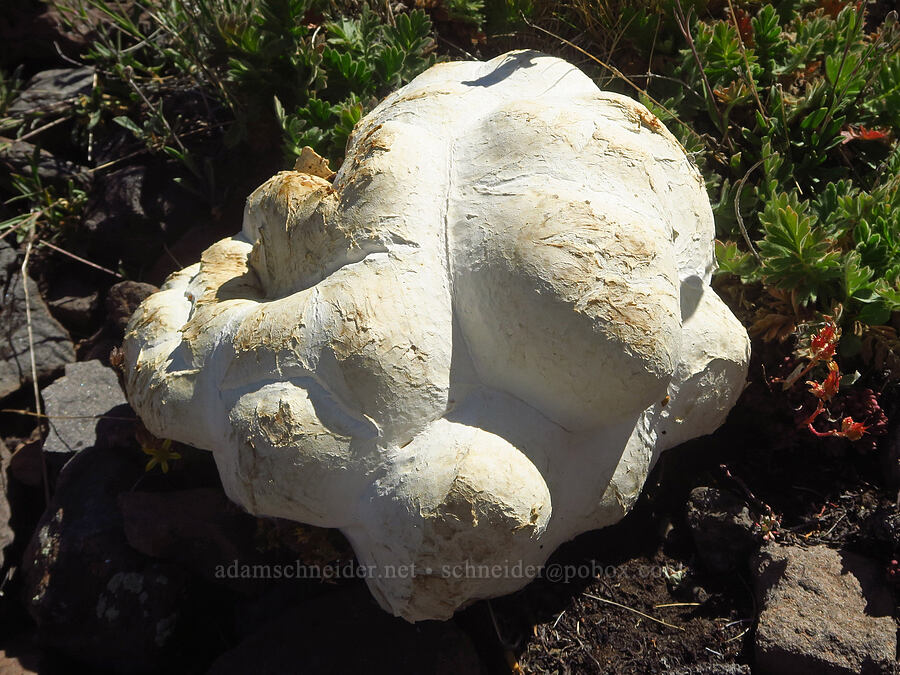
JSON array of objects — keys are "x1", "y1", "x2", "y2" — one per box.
[{"x1": 123, "y1": 51, "x2": 750, "y2": 622}]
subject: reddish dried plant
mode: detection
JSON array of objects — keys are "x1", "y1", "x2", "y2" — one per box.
[
  {"x1": 779, "y1": 317, "x2": 887, "y2": 447},
  {"x1": 782, "y1": 321, "x2": 886, "y2": 447}
]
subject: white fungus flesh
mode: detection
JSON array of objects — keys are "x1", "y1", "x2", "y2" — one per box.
[{"x1": 123, "y1": 51, "x2": 750, "y2": 622}]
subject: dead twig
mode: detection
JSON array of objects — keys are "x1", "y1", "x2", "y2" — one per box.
[
  {"x1": 672, "y1": 0, "x2": 734, "y2": 153},
  {"x1": 520, "y1": 14, "x2": 707, "y2": 149},
  {"x1": 2, "y1": 408, "x2": 136, "y2": 421},
  {"x1": 726, "y1": 0, "x2": 767, "y2": 120},
  {"x1": 36, "y1": 239, "x2": 124, "y2": 278},
  {"x1": 15, "y1": 116, "x2": 71, "y2": 144},
  {"x1": 583, "y1": 593, "x2": 684, "y2": 631},
  {"x1": 734, "y1": 158, "x2": 764, "y2": 265}
]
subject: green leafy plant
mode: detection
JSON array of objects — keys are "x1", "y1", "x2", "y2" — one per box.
[
  {"x1": 483, "y1": 0, "x2": 536, "y2": 34},
  {"x1": 57, "y1": 0, "x2": 438, "y2": 166},
  {"x1": 631, "y1": 2, "x2": 900, "y2": 343},
  {"x1": 273, "y1": 5, "x2": 436, "y2": 163},
  {"x1": 0, "y1": 155, "x2": 87, "y2": 244},
  {"x1": 445, "y1": 0, "x2": 485, "y2": 27},
  {"x1": 0, "y1": 66, "x2": 23, "y2": 117}
]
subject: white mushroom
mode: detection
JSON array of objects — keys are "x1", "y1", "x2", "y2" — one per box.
[{"x1": 123, "y1": 50, "x2": 750, "y2": 622}]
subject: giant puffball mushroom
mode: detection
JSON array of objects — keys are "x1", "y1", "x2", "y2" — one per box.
[{"x1": 123, "y1": 50, "x2": 750, "y2": 622}]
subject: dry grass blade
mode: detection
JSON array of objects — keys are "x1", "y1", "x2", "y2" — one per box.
[
  {"x1": 734, "y1": 158, "x2": 764, "y2": 265},
  {"x1": 16, "y1": 116, "x2": 70, "y2": 144},
  {"x1": 750, "y1": 312, "x2": 798, "y2": 343},
  {"x1": 521, "y1": 13, "x2": 706, "y2": 149},
  {"x1": 1, "y1": 409, "x2": 136, "y2": 421},
  {"x1": 672, "y1": 0, "x2": 733, "y2": 152},
  {"x1": 21, "y1": 235, "x2": 50, "y2": 505},
  {"x1": 725, "y1": 0, "x2": 766, "y2": 120},
  {"x1": 36, "y1": 239, "x2": 123, "y2": 278},
  {"x1": 582, "y1": 592, "x2": 685, "y2": 631}
]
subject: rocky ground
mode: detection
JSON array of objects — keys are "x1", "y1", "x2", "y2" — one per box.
[{"x1": 2, "y1": 4, "x2": 900, "y2": 675}]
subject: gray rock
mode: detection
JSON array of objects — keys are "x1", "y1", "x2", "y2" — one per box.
[
  {"x1": 8, "y1": 67, "x2": 94, "y2": 116},
  {"x1": 753, "y1": 544, "x2": 896, "y2": 675},
  {"x1": 46, "y1": 276, "x2": 99, "y2": 334},
  {"x1": 0, "y1": 240, "x2": 75, "y2": 400},
  {"x1": 0, "y1": 138, "x2": 91, "y2": 190},
  {"x1": 207, "y1": 583, "x2": 487, "y2": 675},
  {"x1": 0, "y1": 438, "x2": 12, "y2": 568},
  {"x1": 686, "y1": 486, "x2": 758, "y2": 575},
  {"x1": 41, "y1": 360, "x2": 131, "y2": 454},
  {"x1": 21, "y1": 445, "x2": 187, "y2": 673}
]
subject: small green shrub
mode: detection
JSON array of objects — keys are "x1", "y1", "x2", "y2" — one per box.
[
  {"x1": 0, "y1": 155, "x2": 87, "y2": 244},
  {"x1": 639, "y1": 2, "x2": 900, "y2": 337},
  {"x1": 444, "y1": 0, "x2": 485, "y2": 27},
  {"x1": 57, "y1": 0, "x2": 438, "y2": 167},
  {"x1": 274, "y1": 5, "x2": 436, "y2": 163}
]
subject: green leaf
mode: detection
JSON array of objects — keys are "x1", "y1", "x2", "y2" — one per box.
[
  {"x1": 113, "y1": 115, "x2": 143, "y2": 138},
  {"x1": 842, "y1": 251, "x2": 877, "y2": 302},
  {"x1": 374, "y1": 45, "x2": 404, "y2": 87},
  {"x1": 715, "y1": 239, "x2": 758, "y2": 279},
  {"x1": 857, "y1": 301, "x2": 891, "y2": 325},
  {"x1": 801, "y1": 107, "x2": 828, "y2": 129},
  {"x1": 757, "y1": 191, "x2": 842, "y2": 303}
]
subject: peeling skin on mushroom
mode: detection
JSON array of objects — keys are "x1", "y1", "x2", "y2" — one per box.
[{"x1": 123, "y1": 50, "x2": 750, "y2": 622}]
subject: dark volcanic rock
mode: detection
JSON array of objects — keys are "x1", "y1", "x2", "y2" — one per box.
[
  {"x1": 80, "y1": 280, "x2": 158, "y2": 362},
  {"x1": 752, "y1": 544, "x2": 896, "y2": 675},
  {"x1": 40, "y1": 359, "x2": 132, "y2": 455},
  {"x1": 21, "y1": 445, "x2": 187, "y2": 673},
  {"x1": 105, "y1": 280, "x2": 157, "y2": 333},
  {"x1": 0, "y1": 138, "x2": 90, "y2": 190},
  {"x1": 685, "y1": 486, "x2": 757, "y2": 575},
  {"x1": 82, "y1": 163, "x2": 204, "y2": 272},
  {"x1": 121, "y1": 487, "x2": 353, "y2": 597},
  {"x1": 46, "y1": 275, "x2": 99, "y2": 334},
  {"x1": 207, "y1": 583, "x2": 487, "y2": 675},
  {"x1": 7, "y1": 67, "x2": 94, "y2": 117},
  {"x1": 0, "y1": 4, "x2": 95, "y2": 71},
  {"x1": 47, "y1": 292, "x2": 98, "y2": 334},
  {"x1": 81, "y1": 166, "x2": 161, "y2": 269},
  {"x1": 121, "y1": 487, "x2": 274, "y2": 594},
  {"x1": 0, "y1": 240, "x2": 74, "y2": 400},
  {"x1": 7, "y1": 430, "x2": 42, "y2": 487}
]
